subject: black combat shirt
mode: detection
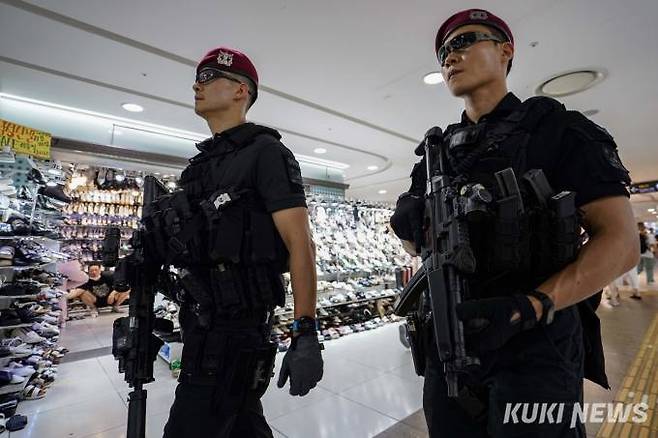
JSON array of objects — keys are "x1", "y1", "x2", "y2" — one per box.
[{"x1": 189, "y1": 122, "x2": 307, "y2": 213}]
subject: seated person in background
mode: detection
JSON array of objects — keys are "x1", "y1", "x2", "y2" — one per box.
[{"x1": 67, "y1": 263, "x2": 129, "y2": 315}]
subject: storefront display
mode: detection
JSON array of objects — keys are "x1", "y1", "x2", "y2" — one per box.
[{"x1": 0, "y1": 148, "x2": 71, "y2": 427}]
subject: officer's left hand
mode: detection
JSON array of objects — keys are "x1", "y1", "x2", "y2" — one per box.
[
  {"x1": 277, "y1": 333, "x2": 324, "y2": 396},
  {"x1": 456, "y1": 295, "x2": 539, "y2": 354}
]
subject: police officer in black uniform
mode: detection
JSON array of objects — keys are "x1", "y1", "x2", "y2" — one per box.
[
  {"x1": 391, "y1": 9, "x2": 639, "y2": 437},
  {"x1": 161, "y1": 47, "x2": 323, "y2": 438}
]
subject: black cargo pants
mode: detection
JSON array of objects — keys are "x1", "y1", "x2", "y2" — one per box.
[
  {"x1": 163, "y1": 315, "x2": 275, "y2": 438},
  {"x1": 423, "y1": 306, "x2": 587, "y2": 437}
]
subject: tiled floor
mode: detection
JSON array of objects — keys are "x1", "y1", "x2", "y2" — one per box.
[
  {"x1": 14, "y1": 316, "x2": 421, "y2": 438},
  {"x1": 376, "y1": 284, "x2": 658, "y2": 438},
  {"x1": 13, "y1": 284, "x2": 658, "y2": 438}
]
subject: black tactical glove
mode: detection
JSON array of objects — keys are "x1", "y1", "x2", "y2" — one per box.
[
  {"x1": 456, "y1": 295, "x2": 538, "y2": 354},
  {"x1": 277, "y1": 333, "x2": 324, "y2": 396},
  {"x1": 390, "y1": 192, "x2": 425, "y2": 252}
]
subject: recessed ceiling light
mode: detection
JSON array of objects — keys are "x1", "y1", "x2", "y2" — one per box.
[
  {"x1": 378, "y1": 190, "x2": 387, "y2": 195},
  {"x1": 314, "y1": 148, "x2": 327, "y2": 154},
  {"x1": 536, "y1": 69, "x2": 606, "y2": 97},
  {"x1": 367, "y1": 165, "x2": 379, "y2": 171},
  {"x1": 423, "y1": 72, "x2": 444, "y2": 85},
  {"x1": 121, "y1": 103, "x2": 144, "y2": 112}
]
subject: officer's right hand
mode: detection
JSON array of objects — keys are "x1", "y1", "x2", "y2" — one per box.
[
  {"x1": 277, "y1": 333, "x2": 323, "y2": 396},
  {"x1": 390, "y1": 192, "x2": 425, "y2": 252}
]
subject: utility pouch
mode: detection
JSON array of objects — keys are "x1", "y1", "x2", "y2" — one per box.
[
  {"x1": 407, "y1": 312, "x2": 427, "y2": 377},
  {"x1": 200, "y1": 190, "x2": 246, "y2": 264},
  {"x1": 549, "y1": 191, "x2": 579, "y2": 269},
  {"x1": 229, "y1": 341, "x2": 278, "y2": 399},
  {"x1": 490, "y1": 198, "x2": 523, "y2": 272},
  {"x1": 179, "y1": 270, "x2": 214, "y2": 330},
  {"x1": 211, "y1": 207, "x2": 245, "y2": 263},
  {"x1": 111, "y1": 317, "x2": 130, "y2": 373},
  {"x1": 488, "y1": 168, "x2": 525, "y2": 273},
  {"x1": 210, "y1": 265, "x2": 243, "y2": 311},
  {"x1": 180, "y1": 330, "x2": 206, "y2": 376},
  {"x1": 199, "y1": 330, "x2": 225, "y2": 376}
]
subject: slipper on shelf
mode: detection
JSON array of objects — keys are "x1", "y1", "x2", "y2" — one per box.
[{"x1": 6, "y1": 414, "x2": 28, "y2": 431}]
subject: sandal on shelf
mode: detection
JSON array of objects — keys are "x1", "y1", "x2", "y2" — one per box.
[
  {"x1": 28, "y1": 377, "x2": 52, "y2": 389},
  {"x1": 22, "y1": 384, "x2": 47, "y2": 400}
]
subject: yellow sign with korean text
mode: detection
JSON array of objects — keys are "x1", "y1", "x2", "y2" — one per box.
[{"x1": 0, "y1": 119, "x2": 51, "y2": 159}]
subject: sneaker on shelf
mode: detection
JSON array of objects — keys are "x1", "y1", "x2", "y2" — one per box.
[
  {"x1": 0, "y1": 310, "x2": 22, "y2": 327},
  {"x1": 31, "y1": 322, "x2": 59, "y2": 338},
  {"x1": 37, "y1": 185, "x2": 72, "y2": 204},
  {"x1": 1, "y1": 362, "x2": 35, "y2": 378},
  {"x1": 34, "y1": 315, "x2": 58, "y2": 325},
  {"x1": 11, "y1": 328, "x2": 45, "y2": 344},
  {"x1": 8, "y1": 345, "x2": 32, "y2": 358},
  {"x1": 0, "y1": 371, "x2": 25, "y2": 385}
]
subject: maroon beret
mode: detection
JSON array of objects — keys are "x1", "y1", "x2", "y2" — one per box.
[
  {"x1": 197, "y1": 47, "x2": 259, "y2": 87},
  {"x1": 435, "y1": 9, "x2": 514, "y2": 55}
]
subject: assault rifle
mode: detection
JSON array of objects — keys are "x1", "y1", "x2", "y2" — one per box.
[
  {"x1": 394, "y1": 127, "x2": 486, "y2": 396},
  {"x1": 104, "y1": 176, "x2": 175, "y2": 438}
]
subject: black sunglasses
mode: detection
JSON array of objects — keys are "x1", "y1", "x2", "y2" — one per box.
[
  {"x1": 196, "y1": 68, "x2": 246, "y2": 87},
  {"x1": 437, "y1": 31, "x2": 505, "y2": 66}
]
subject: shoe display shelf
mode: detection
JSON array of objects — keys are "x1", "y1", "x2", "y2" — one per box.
[
  {"x1": 59, "y1": 188, "x2": 141, "y2": 262},
  {"x1": 59, "y1": 223, "x2": 135, "y2": 263},
  {"x1": 0, "y1": 260, "x2": 64, "y2": 400}
]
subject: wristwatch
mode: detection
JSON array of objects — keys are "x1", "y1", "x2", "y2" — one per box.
[
  {"x1": 291, "y1": 316, "x2": 318, "y2": 336},
  {"x1": 526, "y1": 289, "x2": 555, "y2": 326}
]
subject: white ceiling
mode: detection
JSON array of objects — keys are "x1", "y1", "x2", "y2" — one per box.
[{"x1": 1, "y1": 0, "x2": 657, "y2": 206}]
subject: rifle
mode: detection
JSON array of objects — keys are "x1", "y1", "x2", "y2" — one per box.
[
  {"x1": 395, "y1": 127, "x2": 481, "y2": 397},
  {"x1": 104, "y1": 176, "x2": 174, "y2": 438}
]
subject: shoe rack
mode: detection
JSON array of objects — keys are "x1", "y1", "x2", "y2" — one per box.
[{"x1": 60, "y1": 188, "x2": 142, "y2": 262}]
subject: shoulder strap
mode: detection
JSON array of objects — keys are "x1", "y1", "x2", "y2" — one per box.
[
  {"x1": 514, "y1": 96, "x2": 566, "y2": 131},
  {"x1": 490, "y1": 96, "x2": 566, "y2": 176}
]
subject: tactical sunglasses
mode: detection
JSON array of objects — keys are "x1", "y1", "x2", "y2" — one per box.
[
  {"x1": 438, "y1": 31, "x2": 505, "y2": 66},
  {"x1": 196, "y1": 68, "x2": 247, "y2": 88}
]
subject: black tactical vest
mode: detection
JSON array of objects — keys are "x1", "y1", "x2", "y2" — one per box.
[
  {"x1": 180, "y1": 126, "x2": 289, "y2": 270},
  {"x1": 423, "y1": 97, "x2": 609, "y2": 389},
  {"x1": 177, "y1": 125, "x2": 290, "y2": 314},
  {"x1": 431, "y1": 97, "x2": 579, "y2": 298}
]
